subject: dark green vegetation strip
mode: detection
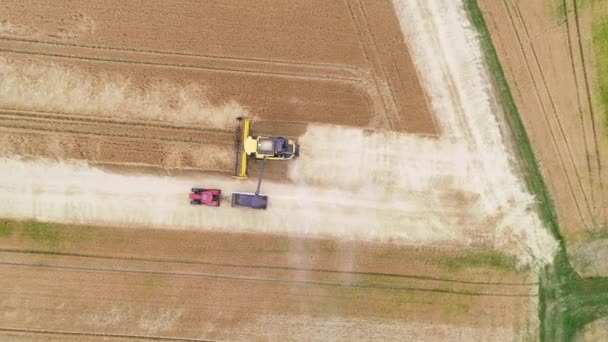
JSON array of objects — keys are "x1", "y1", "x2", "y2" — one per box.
[
  {"x1": 431, "y1": 249, "x2": 519, "y2": 271},
  {"x1": 583, "y1": 224, "x2": 608, "y2": 241},
  {"x1": 555, "y1": 0, "x2": 608, "y2": 22},
  {"x1": 594, "y1": 16, "x2": 608, "y2": 127},
  {"x1": 0, "y1": 219, "x2": 62, "y2": 246},
  {"x1": 0, "y1": 219, "x2": 108, "y2": 249},
  {"x1": 0, "y1": 221, "x2": 15, "y2": 238},
  {"x1": 464, "y1": 1, "x2": 608, "y2": 340},
  {"x1": 541, "y1": 252, "x2": 608, "y2": 341}
]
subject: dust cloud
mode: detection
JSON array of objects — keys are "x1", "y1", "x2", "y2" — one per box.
[
  {"x1": 0, "y1": 14, "x2": 95, "y2": 40},
  {"x1": 0, "y1": 56, "x2": 247, "y2": 128}
]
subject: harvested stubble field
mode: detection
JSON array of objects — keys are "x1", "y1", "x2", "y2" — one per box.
[
  {"x1": 0, "y1": 0, "x2": 560, "y2": 340},
  {"x1": 477, "y1": 0, "x2": 608, "y2": 276}
]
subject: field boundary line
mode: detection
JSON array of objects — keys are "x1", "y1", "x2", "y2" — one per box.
[
  {"x1": 0, "y1": 327, "x2": 211, "y2": 341},
  {"x1": 0, "y1": 248, "x2": 538, "y2": 286},
  {"x1": 0, "y1": 261, "x2": 537, "y2": 297}
]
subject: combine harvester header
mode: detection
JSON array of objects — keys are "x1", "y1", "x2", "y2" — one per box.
[{"x1": 233, "y1": 117, "x2": 252, "y2": 180}]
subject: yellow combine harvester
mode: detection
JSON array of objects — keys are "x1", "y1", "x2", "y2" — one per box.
[{"x1": 233, "y1": 117, "x2": 299, "y2": 180}]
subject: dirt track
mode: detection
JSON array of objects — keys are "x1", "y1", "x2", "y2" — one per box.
[{"x1": 0, "y1": 157, "x2": 494, "y2": 245}]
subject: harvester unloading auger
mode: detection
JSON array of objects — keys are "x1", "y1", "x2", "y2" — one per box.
[{"x1": 230, "y1": 117, "x2": 300, "y2": 209}]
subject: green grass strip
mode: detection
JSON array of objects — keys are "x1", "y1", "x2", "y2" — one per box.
[
  {"x1": 463, "y1": 0, "x2": 563, "y2": 242},
  {"x1": 431, "y1": 249, "x2": 519, "y2": 271},
  {"x1": 593, "y1": 16, "x2": 608, "y2": 127},
  {"x1": 461, "y1": 1, "x2": 589, "y2": 341},
  {"x1": 464, "y1": 1, "x2": 608, "y2": 340}
]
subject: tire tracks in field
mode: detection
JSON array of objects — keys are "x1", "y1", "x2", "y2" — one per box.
[
  {"x1": 0, "y1": 46, "x2": 345, "y2": 83},
  {"x1": 0, "y1": 108, "x2": 237, "y2": 172},
  {"x1": 0, "y1": 108, "x2": 233, "y2": 145},
  {"x1": 0, "y1": 38, "x2": 382, "y2": 131},
  {"x1": 0, "y1": 109, "x2": 304, "y2": 175},
  {"x1": 0, "y1": 107, "x2": 228, "y2": 132},
  {"x1": 0, "y1": 261, "x2": 537, "y2": 297},
  {"x1": 0, "y1": 248, "x2": 538, "y2": 286},
  {"x1": 0, "y1": 122, "x2": 198, "y2": 145},
  {"x1": 0, "y1": 35, "x2": 362, "y2": 81},
  {"x1": 0, "y1": 38, "x2": 362, "y2": 84},
  {"x1": 0, "y1": 108, "x2": 306, "y2": 139},
  {"x1": 0, "y1": 43, "x2": 380, "y2": 132},
  {"x1": 511, "y1": 2, "x2": 596, "y2": 225},
  {"x1": 0, "y1": 327, "x2": 211, "y2": 342},
  {"x1": 571, "y1": 0, "x2": 606, "y2": 222},
  {"x1": 343, "y1": 0, "x2": 401, "y2": 130},
  {"x1": 502, "y1": 0, "x2": 590, "y2": 228},
  {"x1": 560, "y1": 0, "x2": 596, "y2": 211}
]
